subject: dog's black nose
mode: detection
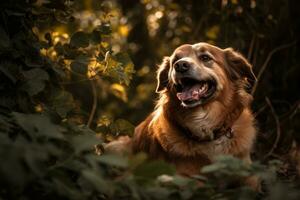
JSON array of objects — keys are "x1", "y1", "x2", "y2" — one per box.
[{"x1": 174, "y1": 60, "x2": 190, "y2": 73}]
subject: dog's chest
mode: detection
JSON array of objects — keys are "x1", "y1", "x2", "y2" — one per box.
[
  {"x1": 203, "y1": 137, "x2": 233, "y2": 157},
  {"x1": 171, "y1": 138, "x2": 233, "y2": 175},
  {"x1": 183, "y1": 112, "x2": 221, "y2": 139}
]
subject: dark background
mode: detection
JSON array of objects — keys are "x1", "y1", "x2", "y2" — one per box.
[{"x1": 120, "y1": 0, "x2": 300, "y2": 160}]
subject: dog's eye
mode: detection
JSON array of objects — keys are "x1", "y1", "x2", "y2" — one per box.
[
  {"x1": 172, "y1": 55, "x2": 180, "y2": 64},
  {"x1": 199, "y1": 54, "x2": 212, "y2": 62}
]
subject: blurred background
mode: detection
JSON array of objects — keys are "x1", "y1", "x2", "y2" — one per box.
[
  {"x1": 40, "y1": 0, "x2": 300, "y2": 159},
  {"x1": 1, "y1": 0, "x2": 300, "y2": 199}
]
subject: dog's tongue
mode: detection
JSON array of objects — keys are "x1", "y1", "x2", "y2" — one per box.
[{"x1": 176, "y1": 83, "x2": 208, "y2": 101}]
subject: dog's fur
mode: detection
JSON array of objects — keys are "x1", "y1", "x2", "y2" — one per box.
[{"x1": 106, "y1": 42, "x2": 258, "y2": 189}]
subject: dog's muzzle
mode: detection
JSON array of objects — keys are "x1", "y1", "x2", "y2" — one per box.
[{"x1": 174, "y1": 76, "x2": 217, "y2": 108}]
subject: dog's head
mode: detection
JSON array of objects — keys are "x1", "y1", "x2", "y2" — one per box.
[{"x1": 156, "y1": 42, "x2": 256, "y2": 108}]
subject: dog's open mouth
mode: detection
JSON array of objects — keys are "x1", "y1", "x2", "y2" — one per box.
[{"x1": 175, "y1": 77, "x2": 216, "y2": 107}]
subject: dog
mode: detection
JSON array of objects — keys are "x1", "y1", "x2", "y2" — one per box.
[{"x1": 106, "y1": 42, "x2": 259, "y2": 189}]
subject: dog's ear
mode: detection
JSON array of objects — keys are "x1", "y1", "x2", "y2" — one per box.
[
  {"x1": 156, "y1": 57, "x2": 171, "y2": 93},
  {"x1": 224, "y1": 48, "x2": 257, "y2": 91}
]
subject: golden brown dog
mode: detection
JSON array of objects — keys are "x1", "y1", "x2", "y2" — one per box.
[{"x1": 106, "y1": 42, "x2": 258, "y2": 189}]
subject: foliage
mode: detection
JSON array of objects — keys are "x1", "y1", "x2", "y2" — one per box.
[{"x1": 0, "y1": 0, "x2": 300, "y2": 199}]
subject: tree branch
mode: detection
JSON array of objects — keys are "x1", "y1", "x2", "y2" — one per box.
[
  {"x1": 247, "y1": 34, "x2": 256, "y2": 60},
  {"x1": 263, "y1": 97, "x2": 281, "y2": 160},
  {"x1": 87, "y1": 79, "x2": 98, "y2": 128},
  {"x1": 251, "y1": 41, "x2": 297, "y2": 96}
]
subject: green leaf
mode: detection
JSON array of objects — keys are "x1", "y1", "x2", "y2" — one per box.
[
  {"x1": 145, "y1": 186, "x2": 172, "y2": 199},
  {"x1": 129, "y1": 152, "x2": 147, "y2": 169},
  {"x1": 0, "y1": 62, "x2": 17, "y2": 83},
  {"x1": 13, "y1": 112, "x2": 64, "y2": 139},
  {"x1": 97, "y1": 115, "x2": 112, "y2": 127},
  {"x1": 22, "y1": 68, "x2": 49, "y2": 80},
  {"x1": 110, "y1": 83, "x2": 128, "y2": 102},
  {"x1": 21, "y1": 69, "x2": 49, "y2": 96},
  {"x1": 105, "y1": 53, "x2": 135, "y2": 86},
  {"x1": 97, "y1": 153, "x2": 128, "y2": 168},
  {"x1": 172, "y1": 175, "x2": 196, "y2": 187},
  {"x1": 81, "y1": 169, "x2": 113, "y2": 195},
  {"x1": 52, "y1": 91, "x2": 75, "y2": 118},
  {"x1": 23, "y1": 143, "x2": 48, "y2": 176},
  {"x1": 54, "y1": 42, "x2": 64, "y2": 54},
  {"x1": 205, "y1": 25, "x2": 220, "y2": 40},
  {"x1": 70, "y1": 55, "x2": 89, "y2": 75},
  {"x1": 52, "y1": 178, "x2": 84, "y2": 199},
  {"x1": 22, "y1": 79, "x2": 46, "y2": 96},
  {"x1": 44, "y1": 32, "x2": 52, "y2": 45},
  {"x1": 110, "y1": 119, "x2": 135, "y2": 136},
  {"x1": 70, "y1": 31, "x2": 90, "y2": 48},
  {"x1": 133, "y1": 160, "x2": 175, "y2": 179},
  {"x1": 98, "y1": 23, "x2": 112, "y2": 35},
  {"x1": 90, "y1": 30, "x2": 102, "y2": 44},
  {"x1": 70, "y1": 60, "x2": 88, "y2": 75},
  {"x1": 71, "y1": 134, "x2": 101, "y2": 154},
  {"x1": 0, "y1": 27, "x2": 10, "y2": 49},
  {"x1": 62, "y1": 43, "x2": 81, "y2": 59},
  {"x1": 59, "y1": 159, "x2": 88, "y2": 172},
  {"x1": 115, "y1": 53, "x2": 135, "y2": 86},
  {"x1": 201, "y1": 163, "x2": 226, "y2": 173}
]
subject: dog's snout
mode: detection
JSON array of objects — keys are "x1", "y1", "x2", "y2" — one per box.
[{"x1": 174, "y1": 60, "x2": 190, "y2": 73}]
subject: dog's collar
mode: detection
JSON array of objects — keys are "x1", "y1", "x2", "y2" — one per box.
[
  {"x1": 170, "y1": 117, "x2": 234, "y2": 143},
  {"x1": 183, "y1": 125, "x2": 234, "y2": 143},
  {"x1": 165, "y1": 104, "x2": 243, "y2": 143}
]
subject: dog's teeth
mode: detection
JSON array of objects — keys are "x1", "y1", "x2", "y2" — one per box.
[
  {"x1": 192, "y1": 90, "x2": 199, "y2": 95},
  {"x1": 198, "y1": 83, "x2": 208, "y2": 93},
  {"x1": 178, "y1": 79, "x2": 182, "y2": 85}
]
